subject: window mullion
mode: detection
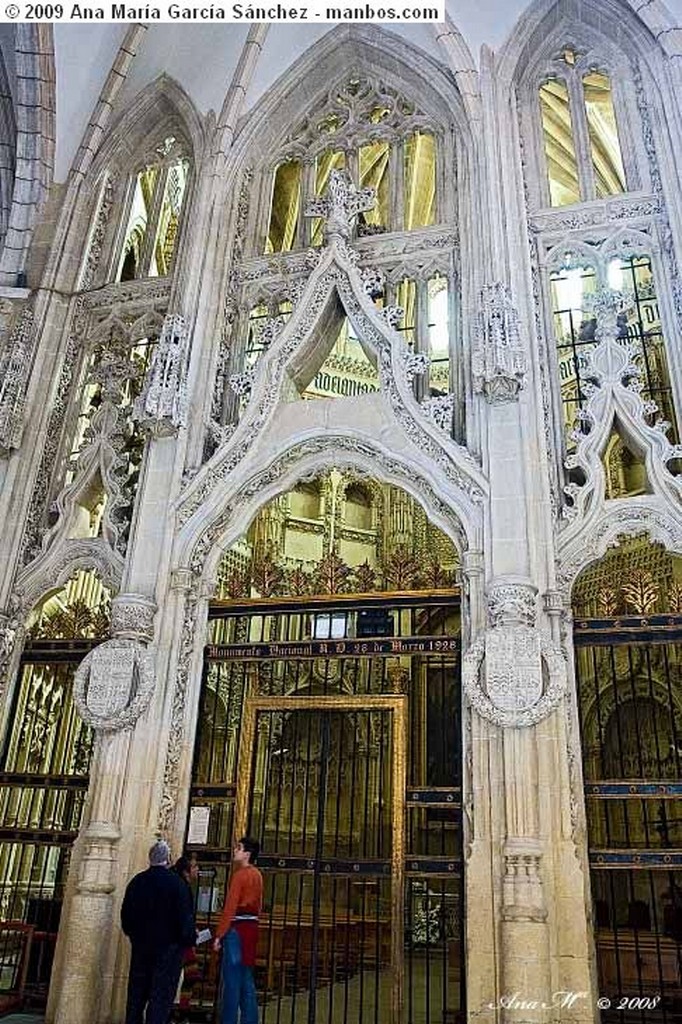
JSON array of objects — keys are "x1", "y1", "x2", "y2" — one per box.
[
  {"x1": 393, "y1": 136, "x2": 403, "y2": 230},
  {"x1": 569, "y1": 72, "x2": 596, "y2": 202},
  {"x1": 415, "y1": 277, "x2": 429, "y2": 402},
  {"x1": 139, "y1": 165, "x2": 169, "y2": 276},
  {"x1": 111, "y1": 176, "x2": 137, "y2": 282},
  {"x1": 347, "y1": 148, "x2": 359, "y2": 186},
  {"x1": 390, "y1": 141, "x2": 402, "y2": 233},
  {"x1": 448, "y1": 270, "x2": 463, "y2": 441},
  {"x1": 302, "y1": 160, "x2": 316, "y2": 246}
]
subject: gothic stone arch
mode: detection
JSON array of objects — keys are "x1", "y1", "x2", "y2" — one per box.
[{"x1": 159, "y1": 432, "x2": 480, "y2": 839}]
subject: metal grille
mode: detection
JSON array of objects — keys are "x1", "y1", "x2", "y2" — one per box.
[
  {"x1": 185, "y1": 593, "x2": 464, "y2": 1024},
  {"x1": 0, "y1": 638, "x2": 94, "y2": 1008},
  {"x1": 552, "y1": 256, "x2": 679, "y2": 447},
  {"x1": 575, "y1": 614, "x2": 682, "y2": 1022}
]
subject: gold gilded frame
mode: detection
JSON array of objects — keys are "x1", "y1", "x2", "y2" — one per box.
[{"x1": 234, "y1": 694, "x2": 407, "y2": 1023}]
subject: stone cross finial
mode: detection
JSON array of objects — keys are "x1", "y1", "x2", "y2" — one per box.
[{"x1": 305, "y1": 169, "x2": 376, "y2": 242}]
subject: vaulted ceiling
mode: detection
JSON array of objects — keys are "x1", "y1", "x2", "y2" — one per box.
[{"x1": 5, "y1": 0, "x2": 682, "y2": 181}]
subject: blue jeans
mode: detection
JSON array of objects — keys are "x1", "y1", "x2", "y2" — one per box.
[{"x1": 221, "y1": 929, "x2": 258, "y2": 1024}]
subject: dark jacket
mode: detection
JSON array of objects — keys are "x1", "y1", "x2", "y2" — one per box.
[{"x1": 121, "y1": 866, "x2": 195, "y2": 951}]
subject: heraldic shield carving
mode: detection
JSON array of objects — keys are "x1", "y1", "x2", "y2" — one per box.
[
  {"x1": 463, "y1": 578, "x2": 567, "y2": 728},
  {"x1": 74, "y1": 638, "x2": 156, "y2": 732}
]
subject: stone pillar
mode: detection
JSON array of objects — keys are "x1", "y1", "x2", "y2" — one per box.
[{"x1": 50, "y1": 596, "x2": 156, "y2": 1024}]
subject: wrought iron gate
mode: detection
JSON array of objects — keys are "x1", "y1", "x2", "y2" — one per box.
[
  {"x1": 575, "y1": 612, "x2": 682, "y2": 1023},
  {"x1": 186, "y1": 592, "x2": 464, "y2": 1024},
  {"x1": 0, "y1": 635, "x2": 94, "y2": 1008}
]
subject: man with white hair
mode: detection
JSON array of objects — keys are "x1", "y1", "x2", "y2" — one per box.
[{"x1": 121, "y1": 839, "x2": 196, "y2": 1024}]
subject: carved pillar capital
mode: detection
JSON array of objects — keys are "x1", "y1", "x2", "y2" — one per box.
[
  {"x1": 461, "y1": 549, "x2": 485, "y2": 580},
  {"x1": 110, "y1": 593, "x2": 156, "y2": 643}
]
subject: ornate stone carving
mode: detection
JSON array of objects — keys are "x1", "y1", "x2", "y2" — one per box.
[
  {"x1": 81, "y1": 176, "x2": 115, "y2": 290},
  {"x1": 421, "y1": 393, "x2": 454, "y2": 433},
  {"x1": 472, "y1": 283, "x2": 526, "y2": 404},
  {"x1": 0, "y1": 307, "x2": 35, "y2": 453},
  {"x1": 401, "y1": 348, "x2": 429, "y2": 384},
  {"x1": 487, "y1": 578, "x2": 537, "y2": 628},
  {"x1": 463, "y1": 578, "x2": 567, "y2": 728},
  {"x1": 110, "y1": 593, "x2": 156, "y2": 644},
  {"x1": 0, "y1": 609, "x2": 21, "y2": 704},
  {"x1": 530, "y1": 195, "x2": 661, "y2": 235},
  {"x1": 178, "y1": 237, "x2": 486, "y2": 528},
  {"x1": 133, "y1": 313, "x2": 189, "y2": 434},
  {"x1": 563, "y1": 289, "x2": 682, "y2": 518},
  {"x1": 376, "y1": 305, "x2": 403, "y2": 330},
  {"x1": 74, "y1": 639, "x2": 155, "y2": 732},
  {"x1": 305, "y1": 169, "x2": 375, "y2": 243},
  {"x1": 229, "y1": 367, "x2": 256, "y2": 399}
]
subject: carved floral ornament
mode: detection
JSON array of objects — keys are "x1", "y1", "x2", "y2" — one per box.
[
  {"x1": 463, "y1": 578, "x2": 567, "y2": 728},
  {"x1": 74, "y1": 639, "x2": 156, "y2": 733}
]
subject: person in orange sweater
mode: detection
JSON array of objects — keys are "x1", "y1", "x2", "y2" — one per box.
[{"x1": 213, "y1": 837, "x2": 263, "y2": 1024}]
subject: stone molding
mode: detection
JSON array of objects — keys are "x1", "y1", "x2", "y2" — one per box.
[
  {"x1": 74, "y1": 639, "x2": 155, "y2": 733},
  {"x1": 178, "y1": 235, "x2": 485, "y2": 533}
]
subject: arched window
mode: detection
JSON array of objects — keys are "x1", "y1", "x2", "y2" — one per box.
[
  {"x1": 116, "y1": 135, "x2": 190, "y2": 281},
  {"x1": 538, "y1": 49, "x2": 628, "y2": 207},
  {"x1": 264, "y1": 76, "x2": 438, "y2": 253},
  {"x1": 550, "y1": 253, "x2": 678, "y2": 444}
]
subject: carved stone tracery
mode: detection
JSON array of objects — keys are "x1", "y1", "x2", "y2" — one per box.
[{"x1": 0, "y1": 306, "x2": 35, "y2": 453}]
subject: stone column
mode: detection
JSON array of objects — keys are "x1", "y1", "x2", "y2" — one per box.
[
  {"x1": 50, "y1": 596, "x2": 157, "y2": 1024},
  {"x1": 465, "y1": 577, "x2": 565, "y2": 1023}
]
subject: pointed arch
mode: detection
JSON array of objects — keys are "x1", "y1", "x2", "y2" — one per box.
[
  {"x1": 557, "y1": 500, "x2": 682, "y2": 601},
  {"x1": 90, "y1": 72, "x2": 204, "y2": 180},
  {"x1": 498, "y1": 0, "x2": 676, "y2": 83},
  {"x1": 176, "y1": 236, "x2": 486, "y2": 543},
  {"x1": 231, "y1": 24, "x2": 474, "y2": 162},
  {"x1": 84, "y1": 73, "x2": 204, "y2": 288},
  {"x1": 178, "y1": 432, "x2": 476, "y2": 588}
]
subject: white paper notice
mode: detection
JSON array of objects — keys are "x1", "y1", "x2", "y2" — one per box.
[
  {"x1": 187, "y1": 805, "x2": 210, "y2": 845},
  {"x1": 196, "y1": 928, "x2": 212, "y2": 946}
]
